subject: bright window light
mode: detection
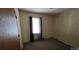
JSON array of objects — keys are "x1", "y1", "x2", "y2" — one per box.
[{"x1": 32, "y1": 17, "x2": 40, "y2": 34}]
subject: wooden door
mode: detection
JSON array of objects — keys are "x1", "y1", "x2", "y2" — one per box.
[{"x1": 0, "y1": 8, "x2": 20, "y2": 50}]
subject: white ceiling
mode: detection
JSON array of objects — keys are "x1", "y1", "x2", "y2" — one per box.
[{"x1": 19, "y1": 8, "x2": 69, "y2": 14}]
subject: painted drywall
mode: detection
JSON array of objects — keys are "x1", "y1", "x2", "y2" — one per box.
[
  {"x1": 19, "y1": 9, "x2": 79, "y2": 48},
  {"x1": 53, "y1": 9, "x2": 79, "y2": 48},
  {"x1": 19, "y1": 10, "x2": 54, "y2": 43}
]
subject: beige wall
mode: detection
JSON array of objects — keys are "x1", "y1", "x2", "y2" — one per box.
[
  {"x1": 19, "y1": 9, "x2": 79, "y2": 48},
  {"x1": 19, "y1": 10, "x2": 54, "y2": 43},
  {"x1": 53, "y1": 9, "x2": 79, "y2": 48}
]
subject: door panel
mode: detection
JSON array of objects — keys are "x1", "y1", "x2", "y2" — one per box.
[{"x1": 0, "y1": 8, "x2": 20, "y2": 50}]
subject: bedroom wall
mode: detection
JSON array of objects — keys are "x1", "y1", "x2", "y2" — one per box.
[
  {"x1": 53, "y1": 9, "x2": 79, "y2": 48},
  {"x1": 19, "y1": 8, "x2": 79, "y2": 48},
  {"x1": 19, "y1": 10, "x2": 54, "y2": 43}
]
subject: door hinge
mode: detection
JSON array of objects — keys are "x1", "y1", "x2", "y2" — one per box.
[
  {"x1": 15, "y1": 16, "x2": 17, "y2": 19},
  {"x1": 18, "y1": 34, "x2": 20, "y2": 37}
]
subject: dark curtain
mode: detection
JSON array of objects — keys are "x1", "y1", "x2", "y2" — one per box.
[
  {"x1": 29, "y1": 16, "x2": 34, "y2": 42},
  {"x1": 29, "y1": 16, "x2": 42, "y2": 42},
  {"x1": 39, "y1": 17, "x2": 42, "y2": 40}
]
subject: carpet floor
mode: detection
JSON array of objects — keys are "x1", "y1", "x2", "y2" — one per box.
[{"x1": 23, "y1": 38, "x2": 72, "y2": 50}]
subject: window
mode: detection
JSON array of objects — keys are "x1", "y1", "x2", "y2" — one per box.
[{"x1": 32, "y1": 17, "x2": 41, "y2": 34}]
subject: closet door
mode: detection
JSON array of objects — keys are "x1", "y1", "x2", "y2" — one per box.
[{"x1": 0, "y1": 8, "x2": 20, "y2": 50}]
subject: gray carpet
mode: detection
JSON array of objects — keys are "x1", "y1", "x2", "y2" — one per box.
[{"x1": 23, "y1": 38, "x2": 72, "y2": 50}]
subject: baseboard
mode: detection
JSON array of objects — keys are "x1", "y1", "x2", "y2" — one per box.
[
  {"x1": 46, "y1": 37, "x2": 73, "y2": 49},
  {"x1": 71, "y1": 48, "x2": 79, "y2": 50}
]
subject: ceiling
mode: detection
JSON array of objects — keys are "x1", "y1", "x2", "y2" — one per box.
[{"x1": 19, "y1": 8, "x2": 69, "y2": 14}]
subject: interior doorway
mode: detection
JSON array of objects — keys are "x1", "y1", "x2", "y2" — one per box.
[{"x1": 29, "y1": 16, "x2": 42, "y2": 42}]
